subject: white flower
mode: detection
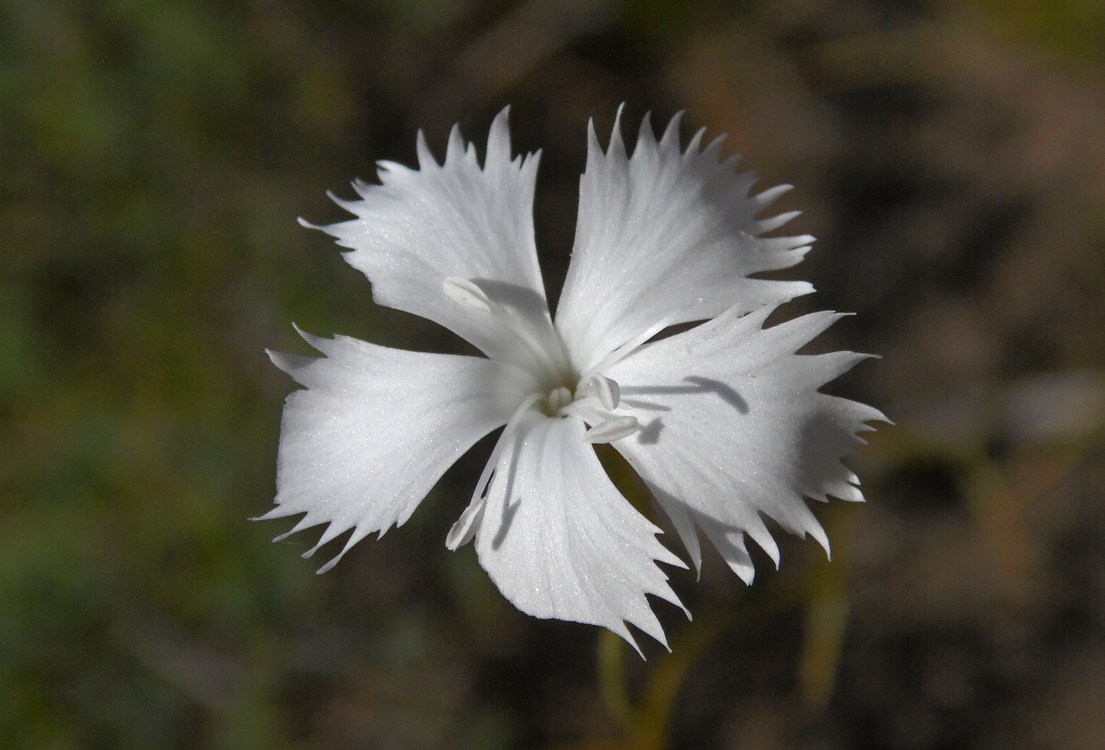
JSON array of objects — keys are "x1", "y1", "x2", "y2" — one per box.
[{"x1": 263, "y1": 107, "x2": 885, "y2": 652}]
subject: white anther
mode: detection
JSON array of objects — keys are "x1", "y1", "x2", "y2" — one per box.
[
  {"x1": 583, "y1": 416, "x2": 640, "y2": 444},
  {"x1": 443, "y1": 277, "x2": 491, "y2": 312},
  {"x1": 547, "y1": 386, "x2": 573, "y2": 412},
  {"x1": 586, "y1": 374, "x2": 620, "y2": 410},
  {"x1": 445, "y1": 496, "x2": 486, "y2": 550}
]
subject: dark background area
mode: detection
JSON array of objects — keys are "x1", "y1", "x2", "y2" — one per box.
[{"x1": 3, "y1": 0, "x2": 1104, "y2": 748}]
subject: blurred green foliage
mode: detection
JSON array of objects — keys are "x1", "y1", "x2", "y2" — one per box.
[
  {"x1": 0, "y1": 1, "x2": 350, "y2": 747},
  {"x1": 976, "y1": 0, "x2": 1105, "y2": 68}
]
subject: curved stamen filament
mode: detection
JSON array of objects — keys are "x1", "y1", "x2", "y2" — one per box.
[
  {"x1": 445, "y1": 390, "x2": 544, "y2": 550},
  {"x1": 476, "y1": 392, "x2": 543, "y2": 498},
  {"x1": 442, "y1": 277, "x2": 571, "y2": 374},
  {"x1": 585, "y1": 316, "x2": 674, "y2": 377}
]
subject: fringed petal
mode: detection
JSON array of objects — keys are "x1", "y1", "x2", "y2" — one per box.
[
  {"x1": 472, "y1": 411, "x2": 687, "y2": 653},
  {"x1": 606, "y1": 304, "x2": 887, "y2": 579},
  {"x1": 261, "y1": 329, "x2": 537, "y2": 572},
  {"x1": 556, "y1": 108, "x2": 814, "y2": 373},
  {"x1": 304, "y1": 108, "x2": 560, "y2": 371}
]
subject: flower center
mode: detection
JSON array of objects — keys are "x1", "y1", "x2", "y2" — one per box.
[
  {"x1": 543, "y1": 385, "x2": 574, "y2": 416},
  {"x1": 443, "y1": 276, "x2": 641, "y2": 444}
]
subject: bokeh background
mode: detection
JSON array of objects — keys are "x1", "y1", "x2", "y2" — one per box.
[{"x1": 3, "y1": 0, "x2": 1105, "y2": 748}]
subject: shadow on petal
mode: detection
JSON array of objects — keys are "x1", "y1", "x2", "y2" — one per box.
[
  {"x1": 491, "y1": 497, "x2": 521, "y2": 551},
  {"x1": 473, "y1": 278, "x2": 549, "y2": 318},
  {"x1": 637, "y1": 417, "x2": 664, "y2": 445},
  {"x1": 684, "y1": 376, "x2": 750, "y2": 414},
  {"x1": 622, "y1": 378, "x2": 750, "y2": 416}
]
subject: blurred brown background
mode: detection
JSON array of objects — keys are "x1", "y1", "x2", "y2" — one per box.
[{"x1": 3, "y1": 0, "x2": 1104, "y2": 748}]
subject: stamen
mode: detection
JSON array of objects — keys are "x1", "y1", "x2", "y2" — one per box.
[
  {"x1": 546, "y1": 386, "x2": 573, "y2": 413},
  {"x1": 583, "y1": 416, "x2": 640, "y2": 444},
  {"x1": 445, "y1": 496, "x2": 486, "y2": 550},
  {"x1": 585, "y1": 373, "x2": 620, "y2": 410},
  {"x1": 443, "y1": 277, "x2": 492, "y2": 311}
]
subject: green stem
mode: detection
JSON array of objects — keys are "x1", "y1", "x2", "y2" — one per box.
[{"x1": 597, "y1": 629, "x2": 635, "y2": 730}]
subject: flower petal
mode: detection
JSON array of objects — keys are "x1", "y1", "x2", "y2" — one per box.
[
  {"x1": 556, "y1": 108, "x2": 815, "y2": 373},
  {"x1": 303, "y1": 108, "x2": 560, "y2": 369},
  {"x1": 606, "y1": 305, "x2": 887, "y2": 581},
  {"x1": 471, "y1": 412, "x2": 686, "y2": 653},
  {"x1": 262, "y1": 327, "x2": 537, "y2": 572}
]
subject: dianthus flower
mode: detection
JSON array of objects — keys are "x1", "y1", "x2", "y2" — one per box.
[{"x1": 264, "y1": 108, "x2": 885, "y2": 651}]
